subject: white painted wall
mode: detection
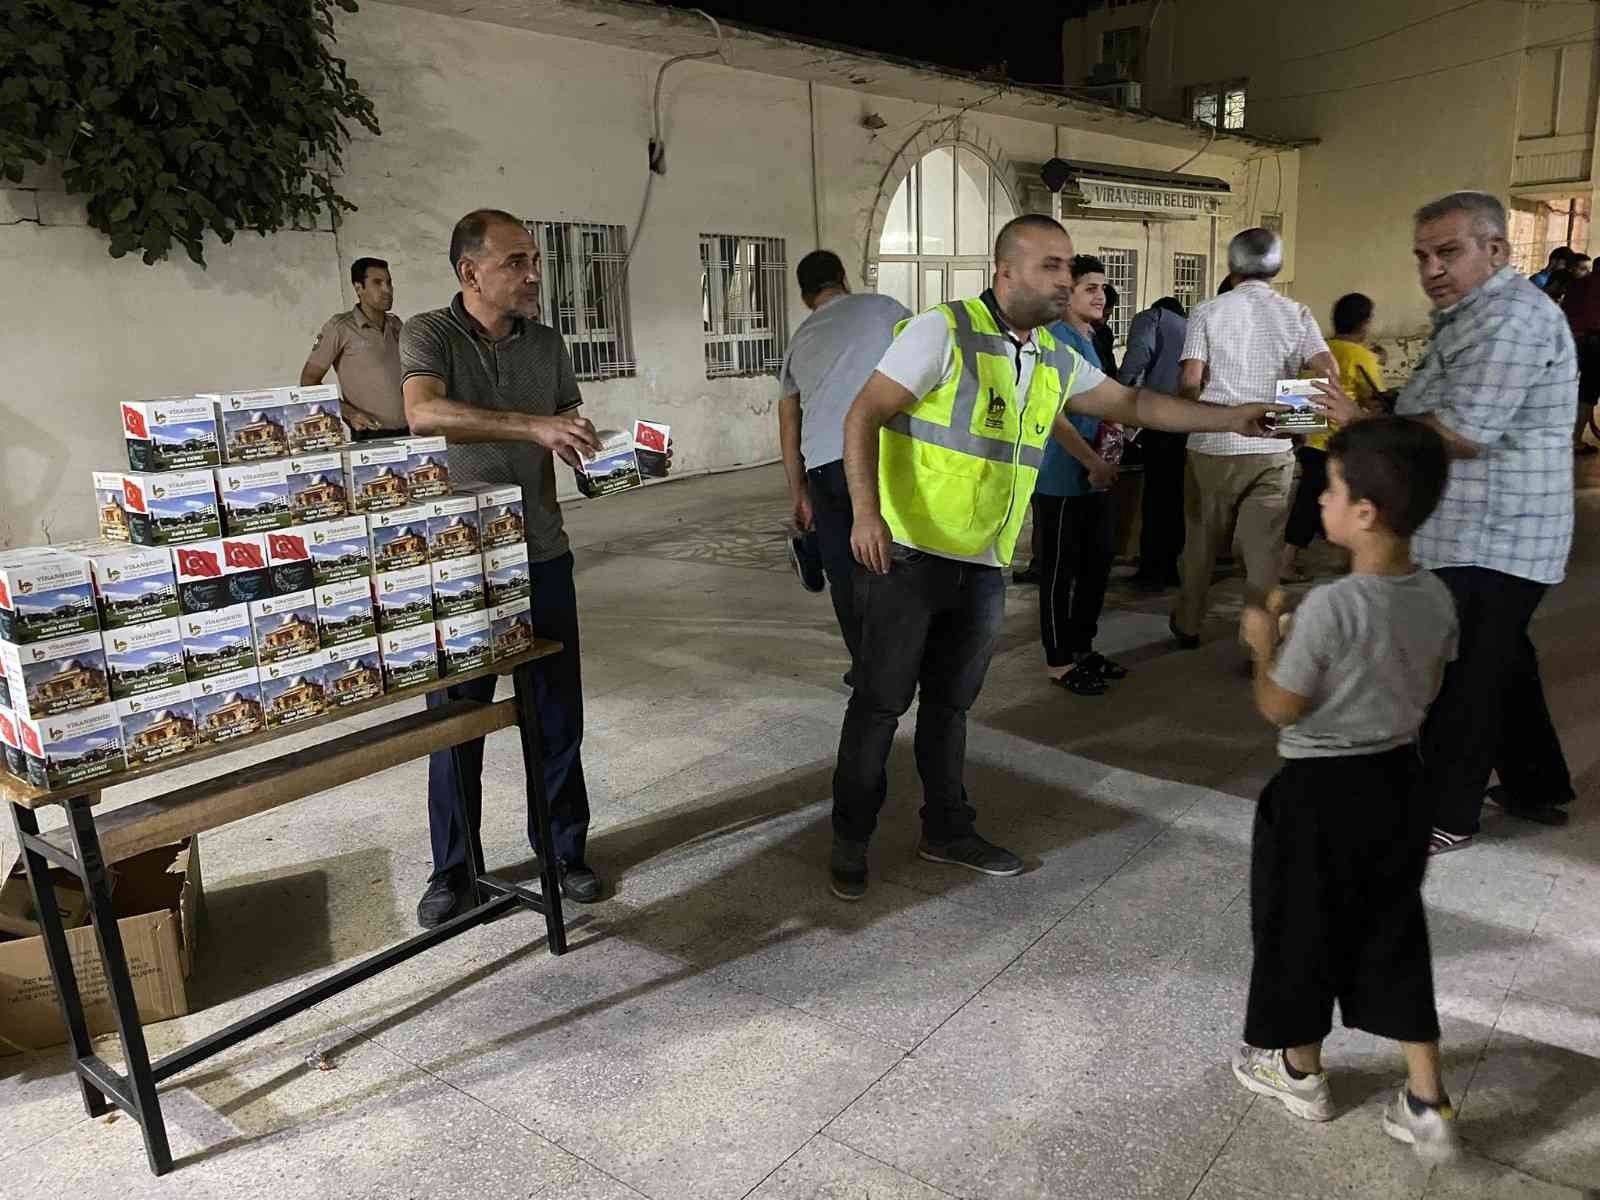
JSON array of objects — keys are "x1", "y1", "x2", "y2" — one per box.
[{"x1": 0, "y1": 2, "x2": 1296, "y2": 547}]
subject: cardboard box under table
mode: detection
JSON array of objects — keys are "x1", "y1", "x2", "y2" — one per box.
[{"x1": 2, "y1": 636, "x2": 566, "y2": 1175}]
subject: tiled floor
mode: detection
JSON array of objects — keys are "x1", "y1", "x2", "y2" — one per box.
[{"x1": 4, "y1": 459, "x2": 1597, "y2": 1199}]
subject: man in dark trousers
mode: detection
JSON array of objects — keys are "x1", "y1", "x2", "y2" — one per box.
[
  {"x1": 401, "y1": 209, "x2": 604, "y2": 926},
  {"x1": 1121, "y1": 296, "x2": 1189, "y2": 589}
]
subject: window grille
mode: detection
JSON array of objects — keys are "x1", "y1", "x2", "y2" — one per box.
[
  {"x1": 1173, "y1": 252, "x2": 1206, "y2": 312},
  {"x1": 701, "y1": 234, "x2": 789, "y2": 378},
  {"x1": 1098, "y1": 247, "x2": 1139, "y2": 342},
  {"x1": 532, "y1": 220, "x2": 636, "y2": 381},
  {"x1": 1190, "y1": 81, "x2": 1246, "y2": 130}
]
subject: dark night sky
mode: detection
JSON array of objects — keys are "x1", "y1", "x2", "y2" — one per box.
[{"x1": 659, "y1": 1, "x2": 1075, "y2": 87}]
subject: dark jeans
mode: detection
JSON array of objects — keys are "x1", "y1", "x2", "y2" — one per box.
[
  {"x1": 426, "y1": 550, "x2": 590, "y2": 879},
  {"x1": 1423, "y1": 567, "x2": 1573, "y2": 836},
  {"x1": 1137, "y1": 430, "x2": 1186, "y2": 580},
  {"x1": 806, "y1": 459, "x2": 860, "y2": 669},
  {"x1": 832, "y1": 550, "x2": 1005, "y2": 845},
  {"x1": 1034, "y1": 491, "x2": 1115, "y2": 666},
  {"x1": 1284, "y1": 446, "x2": 1328, "y2": 550}
]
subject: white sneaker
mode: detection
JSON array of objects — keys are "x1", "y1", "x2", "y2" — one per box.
[
  {"x1": 1230, "y1": 1045, "x2": 1335, "y2": 1121},
  {"x1": 1381, "y1": 1087, "x2": 1461, "y2": 1163}
]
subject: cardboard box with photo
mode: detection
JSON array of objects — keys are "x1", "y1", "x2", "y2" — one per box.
[
  {"x1": 437, "y1": 610, "x2": 492, "y2": 676},
  {"x1": 102, "y1": 618, "x2": 187, "y2": 701},
  {"x1": 322, "y1": 638, "x2": 383, "y2": 706},
  {"x1": 1269, "y1": 380, "x2": 1331, "y2": 433},
  {"x1": 573, "y1": 429, "x2": 642, "y2": 498},
  {"x1": 379, "y1": 623, "x2": 438, "y2": 690},
  {"x1": 426, "y1": 495, "x2": 480, "y2": 562},
  {"x1": 367, "y1": 505, "x2": 432, "y2": 574},
  {"x1": 190, "y1": 666, "x2": 264, "y2": 745},
  {"x1": 283, "y1": 383, "x2": 347, "y2": 454},
  {"x1": 634, "y1": 420, "x2": 672, "y2": 478},
  {"x1": 285, "y1": 451, "x2": 349, "y2": 523},
  {"x1": 264, "y1": 528, "x2": 315, "y2": 595},
  {"x1": 462, "y1": 483, "x2": 525, "y2": 549},
  {"x1": 121, "y1": 397, "x2": 221, "y2": 472},
  {"x1": 173, "y1": 533, "x2": 272, "y2": 615},
  {"x1": 15, "y1": 702, "x2": 124, "y2": 790},
  {"x1": 204, "y1": 387, "x2": 294, "y2": 462},
  {"x1": 249, "y1": 590, "x2": 320, "y2": 666},
  {"x1": 118, "y1": 682, "x2": 197, "y2": 768},
  {"x1": 180, "y1": 605, "x2": 256, "y2": 681},
  {"x1": 1, "y1": 630, "x2": 111, "y2": 721},
  {"x1": 373, "y1": 564, "x2": 433, "y2": 633},
  {"x1": 79, "y1": 544, "x2": 179, "y2": 631},
  {"x1": 343, "y1": 442, "x2": 410, "y2": 514},
  {"x1": 215, "y1": 460, "x2": 294, "y2": 536},
  {"x1": 303, "y1": 515, "x2": 373, "y2": 585},
  {"x1": 0, "y1": 551, "x2": 98, "y2": 645},
  {"x1": 489, "y1": 596, "x2": 534, "y2": 661},
  {"x1": 391, "y1": 435, "x2": 451, "y2": 500},
  {"x1": 484, "y1": 541, "x2": 531, "y2": 607},
  {"x1": 260, "y1": 652, "x2": 328, "y2": 729},
  {"x1": 430, "y1": 555, "x2": 486, "y2": 619},
  {"x1": 315, "y1": 577, "x2": 377, "y2": 648},
  {"x1": 122, "y1": 469, "x2": 221, "y2": 547},
  {"x1": 0, "y1": 704, "x2": 25, "y2": 778},
  {"x1": 93, "y1": 470, "x2": 132, "y2": 542}
]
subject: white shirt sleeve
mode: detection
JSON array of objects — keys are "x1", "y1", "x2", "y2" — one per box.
[
  {"x1": 874, "y1": 310, "x2": 956, "y2": 399},
  {"x1": 1066, "y1": 353, "x2": 1107, "y2": 397}
]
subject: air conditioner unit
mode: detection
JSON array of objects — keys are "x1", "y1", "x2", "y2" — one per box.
[{"x1": 1106, "y1": 81, "x2": 1142, "y2": 109}]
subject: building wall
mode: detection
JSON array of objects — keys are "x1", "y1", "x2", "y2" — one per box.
[
  {"x1": 0, "y1": 2, "x2": 1296, "y2": 546},
  {"x1": 1065, "y1": 1, "x2": 1600, "y2": 353}
]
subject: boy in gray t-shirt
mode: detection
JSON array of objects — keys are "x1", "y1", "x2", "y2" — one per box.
[{"x1": 1231, "y1": 418, "x2": 1462, "y2": 1163}]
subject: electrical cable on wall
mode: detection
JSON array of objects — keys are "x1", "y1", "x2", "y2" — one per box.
[{"x1": 625, "y1": 7, "x2": 726, "y2": 267}]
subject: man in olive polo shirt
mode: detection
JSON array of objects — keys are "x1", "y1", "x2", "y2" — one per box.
[
  {"x1": 401, "y1": 209, "x2": 604, "y2": 926},
  {"x1": 302, "y1": 256, "x2": 408, "y2": 439}
]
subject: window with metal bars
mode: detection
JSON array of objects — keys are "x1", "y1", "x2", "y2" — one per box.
[
  {"x1": 531, "y1": 221, "x2": 636, "y2": 382},
  {"x1": 1172, "y1": 252, "x2": 1206, "y2": 312},
  {"x1": 1098, "y1": 247, "x2": 1138, "y2": 342},
  {"x1": 1189, "y1": 81, "x2": 1246, "y2": 130},
  {"x1": 700, "y1": 234, "x2": 789, "y2": 378}
]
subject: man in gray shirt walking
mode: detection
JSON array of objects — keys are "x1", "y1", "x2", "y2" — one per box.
[
  {"x1": 778, "y1": 251, "x2": 910, "y2": 676},
  {"x1": 401, "y1": 209, "x2": 604, "y2": 926}
]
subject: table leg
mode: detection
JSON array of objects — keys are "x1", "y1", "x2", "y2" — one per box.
[
  {"x1": 451, "y1": 743, "x2": 484, "y2": 907},
  {"x1": 513, "y1": 664, "x2": 567, "y2": 955},
  {"x1": 62, "y1": 796, "x2": 173, "y2": 1175},
  {"x1": 8, "y1": 800, "x2": 109, "y2": 1118}
]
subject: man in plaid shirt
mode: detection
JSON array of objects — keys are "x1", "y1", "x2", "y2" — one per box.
[{"x1": 1320, "y1": 191, "x2": 1576, "y2": 851}]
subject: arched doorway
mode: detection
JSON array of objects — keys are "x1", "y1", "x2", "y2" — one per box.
[{"x1": 873, "y1": 144, "x2": 1018, "y2": 312}]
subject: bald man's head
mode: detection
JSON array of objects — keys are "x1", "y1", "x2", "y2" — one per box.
[
  {"x1": 991, "y1": 215, "x2": 1075, "y2": 331},
  {"x1": 994, "y1": 214, "x2": 1069, "y2": 267}
]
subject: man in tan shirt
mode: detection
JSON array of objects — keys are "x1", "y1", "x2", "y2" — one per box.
[{"x1": 301, "y1": 256, "x2": 407, "y2": 439}]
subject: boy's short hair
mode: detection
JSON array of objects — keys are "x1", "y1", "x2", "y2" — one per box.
[
  {"x1": 1069, "y1": 254, "x2": 1105, "y2": 280},
  {"x1": 1326, "y1": 417, "x2": 1449, "y2": 537},
  {"x1": 796, "y1": 250, "x2": 846, "y2": 301},
  {"x1": 1331, "y1": 292, "x2": 1373, "y2": 336}
]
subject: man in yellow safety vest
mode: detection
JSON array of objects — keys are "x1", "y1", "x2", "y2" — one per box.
[{"x1": 828, "y1": 213, "x2": 1286, "y2": 900}]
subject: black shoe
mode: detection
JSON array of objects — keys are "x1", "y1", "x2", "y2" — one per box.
[
  {"x1": 1012, "y1": 563, "x2": 1040, "y2": 585},
  {"x1": 917, "y1": 833, "x2": 1024, "y2": 877},
  {"x1": 1169, "y1": 616, "x2": 1200, "y2": 650},
  {"x1": 1078, "y1": 651, "x2": 1127, "y2": 680},
  {"x1": 1052, "y1": 662, "x2": 1107, "y2": 696},
  {"x1": 559, "y1": 861, "x2": 604, "y2": 903},
  {"x1": 417, "y1": 873, "x2": 466, "y2": 928},
  {"x1": 830, "y1": 835, "x2": 868, "y2": 901},
  {"x1": 788, "y1": 531, "x2": 826, "y2": 593},
  {"x1": 1485, "y1": 785, "x2": 1571, "y2": 827}
]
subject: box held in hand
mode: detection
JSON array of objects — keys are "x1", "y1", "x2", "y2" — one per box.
[
  {"x1": 1269, "y1": 380, "x2": 1331, "y2": 433},
  {"x1": 634, "y1": 420, "x2": 672, "y2": 479},
  {"x1": 574, "y1": 428, "x2": 642, "y2": 498}
]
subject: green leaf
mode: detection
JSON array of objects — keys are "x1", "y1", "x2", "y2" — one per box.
[{"x1": 108, "y1": 197, "x2": 134, "y2": 222}]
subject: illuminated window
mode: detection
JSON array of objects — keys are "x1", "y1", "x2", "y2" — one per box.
[{"x1": 1190, "y1": 81, "x2": 1247, "y2": 130}]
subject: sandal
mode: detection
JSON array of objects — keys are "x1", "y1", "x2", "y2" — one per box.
[
  {"x1": 1078, "y1": 652, "x2": 1127, "y2": 680},
  {"x1": 1051, "y1": 663, "x2": 1107, "y2": 695},
  {"x1": 1427, "y1": 827, "x2": 1474, "y2": 856}
]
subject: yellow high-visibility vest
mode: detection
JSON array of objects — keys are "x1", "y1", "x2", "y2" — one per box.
[{"x1": 879, "y1": 298, "x2": 1080, "y2": 565}]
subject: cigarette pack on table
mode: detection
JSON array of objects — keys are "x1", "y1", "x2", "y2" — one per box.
[
  {"x1": 260, "y1": 651, "x2": 327, "y2": 729},
  {"x1": 249, "y1": 590, "x2": 320, "y2": 666},
  {"x1": 315, "y1": 577, "x2": 377, "y2": 649},
  {"x1": 0, "y1": 552, "x2": 98, "y2": 645},
  {"x1": 122, "y1": 469, "x2": 221, "y2": 546},
  {"x1": 1269, "y1": 380, "x2": 1331, "y2": 433},
  {"x1": 0, "y1": 704, "x2": 25, "y2": 778},
  {"x1": 204, "y1": 387, "x2": 293, "y2": 462},
  {"x1": 425, "y1": 495, "x2": 480, "y2": 562},
  {"x1": 302, "y1": 515, "x2": 372, "y2": 585},
  {"x1": 436, "y1": 610, "x2": 492, "y2": 677},
  {"x1": 179, "y1": 604, "x2": 255, "y2": 680},
  {"x1": 373, "y1": 565, "x2": 433, "y2": 633},
  {"x1": 321, "y1": 638, "x2": 383, "y2": 706},
  {"x1": 431, "y1": 556, "x2": 486, "y2": 619},
  {"x1": 215, "y1": 461, "x2": 293, "y2": 535},
  {"x1": 634, "y1": 420, "x2": 672, "y2": 479},
  {"x1": 190, "y1": 666, "x2": 264, "y2": 745},
  {"x1": 121, "y1": 397, "x2": 221, "y2": 472},
  {"x1": 379, "y1": 623, "x2": 438, "y2": 690},
  {"x1": 1, "y1": 631, "x2": 111, "y2": 721},
  {"x1": 78, "y1": 544, "x2": 179, "y2": 631},
  {"x1": 102, "y1": 618, "x2": 186, "y2": 701},
  {"x1": 488, "y1": 596, "x2": 534, "y2": 662},
  {"x1": 462, "y1": 483, "x2": 525, "y2": 550},
  {"x1": 173, "y1": 533, "x2": 272, "y2": 615},
  {"x1": 343, "y1": 443, "x2": 410, "y2": 514},
  {"x1": 284, "y1": 384, "x2": 347, "y2": 454},
  {"x1": 264, "y1": 528, "x2": 315, "y2": 595},
  {"x1": 117, "y1": 682, "x2": 197, "y2": 769},
  {"x1": 15, "y1": 702, "x2": 125, "y2": 790},
  {"x1": 483, "y1": 542, "x2": 531, "y2": 607},
  {"x1": 285, "y1": 451, "x2": 349, "y2": 523},
  {"x1": 367, "y1": 505, "x2": 431, "y2": 574},
  {"x1": 93, "y1": 471, "x2": 132, "y2": 542},
  {"x1": 574, "y1": 428, "x2": 642, "y2": 498}
]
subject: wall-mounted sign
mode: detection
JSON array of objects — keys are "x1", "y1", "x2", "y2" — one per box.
[{"x1": 1077, "y1": 178, "x2": 1226, "y2": 217}]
